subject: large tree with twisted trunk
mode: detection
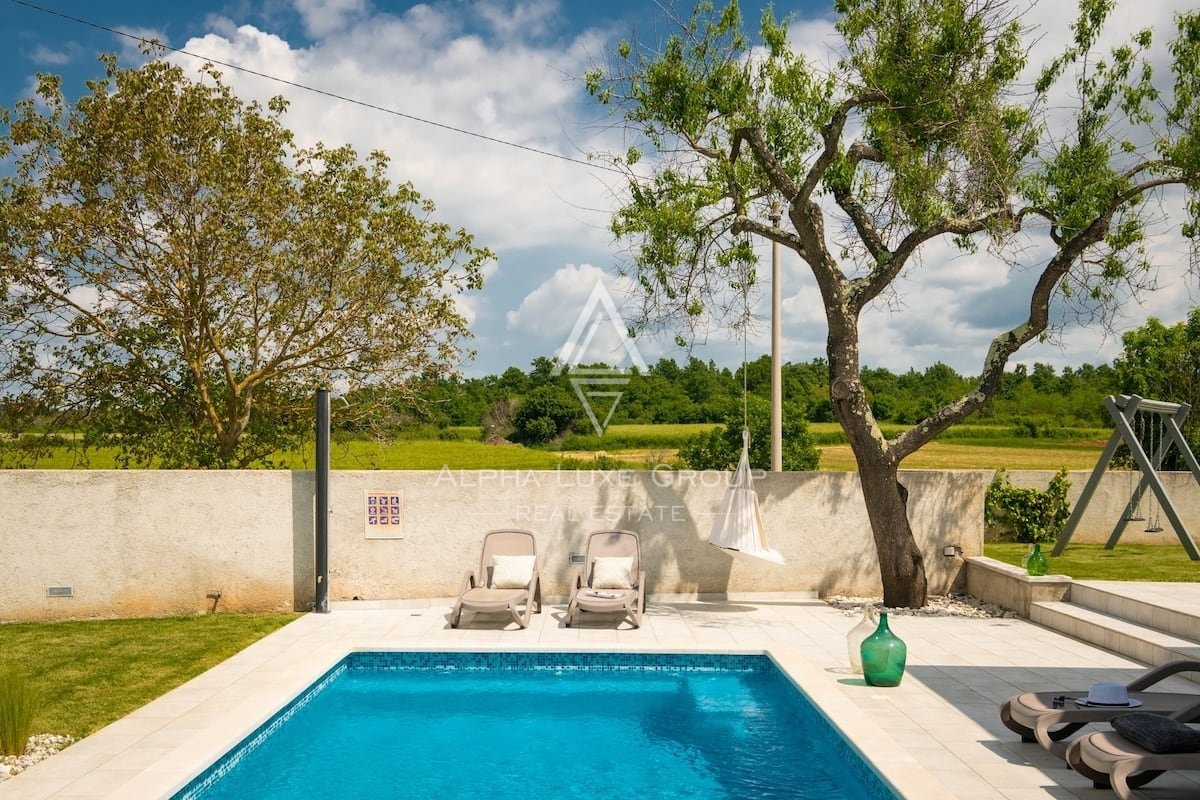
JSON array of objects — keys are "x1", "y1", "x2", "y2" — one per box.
[{"x1": 587, "y1": 0, "x2": 1200, "y2": 606}]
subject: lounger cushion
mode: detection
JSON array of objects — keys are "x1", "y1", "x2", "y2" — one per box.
[
  {"x1": 491, "y1": 554, "x2": 536, "y2": 589},
  {"x1": 592, "y1": 556, "x2": 634, "y2": 589},
  {"x1": 1112, "y1": 713, "x2": 1200, "y2": 754}
]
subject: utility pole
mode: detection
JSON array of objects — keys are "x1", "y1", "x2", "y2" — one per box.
[{"x1": 769, "y1": 201, "x2": 782, "y2": 472}]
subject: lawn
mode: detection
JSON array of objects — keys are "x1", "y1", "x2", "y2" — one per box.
[
  {"x1": 984, "y1": 542, "x2": 1200, "y2": 581},
  {"x1": 0, "y1": 613, "x2": 298, "y2": 739}
]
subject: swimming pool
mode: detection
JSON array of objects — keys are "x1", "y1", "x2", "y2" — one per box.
[{"x1": 173, "y1": 651, "x2": 899, "y2": 800}]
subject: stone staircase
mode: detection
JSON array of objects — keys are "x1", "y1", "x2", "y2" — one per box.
[{"x1": 1030, "y1": 580, "x2": 1200, "y2": 679}]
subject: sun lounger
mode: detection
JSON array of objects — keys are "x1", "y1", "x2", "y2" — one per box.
[
  {"x1": 565, "y1": 529, "x2": 645, "y2": 629},
  {"x1": 1065, "y1": 700, "x2": 1200, "y2": 799},
  {"x1": 450, "y1": 529, "x2": 541, "y2": 629},
  {"x1": 999, "y1": 660, "x2": 1200, "y2": 758}
]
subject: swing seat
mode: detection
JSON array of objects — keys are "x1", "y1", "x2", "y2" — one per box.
[{"x1": 707, "y1": 430, "x2": 785, "y2": 564}]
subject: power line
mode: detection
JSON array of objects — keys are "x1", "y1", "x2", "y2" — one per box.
[{"x1": 8, "y1": 0, "x2": 624, "y2": 174}]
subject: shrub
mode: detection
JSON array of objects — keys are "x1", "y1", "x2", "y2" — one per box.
[
  {"x1": 0, "y1": 664, "x2": 38, "y2": 756},
  {"x1": 985, "y1": 467, "x2": 1072, "y2": 544},
  {"x1": 679, "y1": 397, "x2": 820, "y2": 471}
]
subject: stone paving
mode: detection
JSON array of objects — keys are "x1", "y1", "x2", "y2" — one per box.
[{"x1": 2, "y1": 590, "x2": 1199, "y2": 799}]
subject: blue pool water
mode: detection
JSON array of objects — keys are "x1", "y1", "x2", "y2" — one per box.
[{"x1": 174, "y1": 652, "x2": 898, "y2": 800}]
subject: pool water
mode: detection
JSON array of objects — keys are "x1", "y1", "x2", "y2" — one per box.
[{"x1": 175, "y1": 652, "x2": 897, "y2": 800}]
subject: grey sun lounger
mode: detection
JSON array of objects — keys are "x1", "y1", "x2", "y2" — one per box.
[
  {"x1": 565, "y1": 529, "x2": 645, "y2": 629},
  {"x1": 999, "y1": 659, "x2": 1200, "y2": 758},
  {"x1": 450, "y1": 529, "x2": 541, "y2": 629},
  {"x1": 1065, "y1": 699, "x2": 1200, "y2": 799}
]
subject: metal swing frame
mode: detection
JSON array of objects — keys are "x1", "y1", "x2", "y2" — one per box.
[{"x1": 1052, "y1": 395, "x2": 1200, "y2": 560}]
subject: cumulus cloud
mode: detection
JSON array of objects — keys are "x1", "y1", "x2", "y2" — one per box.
[{"x1": 77, "y1": 0, "x2": 1199, "y2": 377}]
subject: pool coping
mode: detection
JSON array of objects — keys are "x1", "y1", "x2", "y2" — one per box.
[{"x1": 5, "y1": 596, "x2": 1197, "y2": 799}]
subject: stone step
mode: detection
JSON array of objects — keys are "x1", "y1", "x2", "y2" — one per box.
[
  {"x1": 1031, "y1": 600, "x2": 1200, "y2": 681},
  {"x1": 1069, "y1": 581, "x2": 1200, "y2": 642}
]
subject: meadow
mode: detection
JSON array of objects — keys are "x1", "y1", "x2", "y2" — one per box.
[{"x1": 7, "y1": 422, "x2": 1111, "y2": 471}]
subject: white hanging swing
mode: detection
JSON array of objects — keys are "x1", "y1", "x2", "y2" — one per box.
[
  {"x1": 707, "y1": 429, "x2": 785, "y2": 564},
  {"x1": 706, "y1": 241, "x2": 784, "y2": 565}
]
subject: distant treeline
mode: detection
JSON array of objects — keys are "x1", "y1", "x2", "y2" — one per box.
[{"x1": 397, "y1": 354, "x2": 1117, "y2": 438}]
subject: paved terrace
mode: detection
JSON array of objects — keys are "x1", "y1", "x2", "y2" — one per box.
[{"x1": 4, "y1": 586, "x2": 1200, "y2": 800}]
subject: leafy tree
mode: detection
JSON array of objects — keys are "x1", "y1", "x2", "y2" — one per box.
[
  {"x1": 1112, "y1": 308, "x2": 1200, "y2": 466},
  {"x1": 509, "y1": 385, "x2": 581, "y2": 444},
  {"x1": 587, "y1": 0, "x2": 1200, "y2": 605},
  {"x1": 678, "y1": 395, "x2": 820, "y2": 470},
  {"x1": 0, "y1": 56, "x2": 492, "y2": 467}
]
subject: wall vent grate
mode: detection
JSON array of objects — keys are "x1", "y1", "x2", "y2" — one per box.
[{"x1": 46, "y1": 585, "x2": 75, "y2": 598}]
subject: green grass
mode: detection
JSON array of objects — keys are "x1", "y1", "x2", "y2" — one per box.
[
  {"x1": 558, "y1": 423, "x2": 717, "y2": 452},
  {"x1": 8, "y1": 421, "x2": 1114, "y2": 471},
  {"x1": 0, "y1": 613, "x2": 298, "y2": 739},
  {"x1": 984, "y1": 542, "x2": 1200, "y2": 582}
]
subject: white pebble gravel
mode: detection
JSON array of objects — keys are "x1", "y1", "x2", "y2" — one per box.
[
  {"x1": 825, "y1": 593, "x2": 1015, "y2": 618},
  {"x1": 0, "y1": 734, "x2": 75, "y2": 783}
]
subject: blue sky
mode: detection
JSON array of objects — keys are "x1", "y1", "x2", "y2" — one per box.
[{"x1": 3, "y1": 0, "x2": 1197, "y2": 382}]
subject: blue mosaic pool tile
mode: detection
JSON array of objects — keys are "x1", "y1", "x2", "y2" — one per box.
[
  {"x1": 172, "y1": 662, "x2": 346, "y2": 800},
  {"x1": 346, "y1": 650, "x2": 770, "y2": 673}
]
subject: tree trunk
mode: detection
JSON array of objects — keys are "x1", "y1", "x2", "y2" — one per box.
[{"x1": 858, "y1": 459, "x2": 928, "y2": 608}]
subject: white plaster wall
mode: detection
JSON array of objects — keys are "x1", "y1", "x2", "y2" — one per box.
[{"x1": 2, "y1": 468, "x2": 986, "y2": 621}]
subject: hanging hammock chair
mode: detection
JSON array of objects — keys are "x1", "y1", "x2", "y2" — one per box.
[{"x1": 707, "y1": 429, "x2": 785, "y2": 564}]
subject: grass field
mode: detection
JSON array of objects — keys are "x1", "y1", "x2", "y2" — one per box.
[{"x1": 5, "y1": 421, "x2": 1112, "y2": 471}]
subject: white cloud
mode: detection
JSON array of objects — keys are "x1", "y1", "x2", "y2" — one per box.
[
  {"x1": 139, "y1": 0, "x2": 1198, "y2": 379},
  {"x1": 293, "y1": 0, "x2": 369, "y2": 39},
  {"x1": 506, "y1": 263, "x2": 646, "y2": 365}
]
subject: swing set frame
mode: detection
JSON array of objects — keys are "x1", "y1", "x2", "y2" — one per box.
[{"x1": 1053, "y1": 395, "x2": 1200, "y2": 560}]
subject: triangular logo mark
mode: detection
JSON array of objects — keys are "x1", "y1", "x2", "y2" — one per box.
[
  {"x1": 570, "y1": 375, "x2": 628, "y2": 436},
  {"x1": 553, "y1": 281, "x2": 647, "y2": 374},
  {"x1": 552, "y1": 280, "x2": 647, "y2": 436}
]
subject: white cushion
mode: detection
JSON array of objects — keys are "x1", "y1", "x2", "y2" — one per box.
[
  {"x1": 592, "y1": 556, "x2": 634, "y2": 589},
  {"x1": 491, "y1": 554, "x2": 535, "y2": 589}
]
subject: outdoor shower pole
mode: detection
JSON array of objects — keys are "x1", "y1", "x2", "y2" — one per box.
[
  {"x1": 315, "y1": 388, "x2": 330, "y2": 613},
  {"x1": 769, "y1": 201, "x2": 783, "y2": 472}
]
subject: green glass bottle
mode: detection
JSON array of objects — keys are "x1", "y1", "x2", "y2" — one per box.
[
  {"x1": 1026, "y1": 543, "x2": 1048, "y2": 576},
  {"x1": 860, "y1": 612, "x2": 906, "y2": 687}
]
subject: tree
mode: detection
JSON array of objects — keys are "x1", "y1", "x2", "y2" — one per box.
[
  {"x1": 678, "y1": 395, "x2": 820, "y2": 470},
  {"x1": 1112, "y1": 308, "x2": 1200, "y2": 466},
  {"x1": 509, "y1": 385, "x2": 581, "y2": 444},
  {"x1": 0, "y1": 56, "x2": 492, "y2": 467},
  {"x1": 587, "y1": 0, "x2": 1200, "y2": 605}
]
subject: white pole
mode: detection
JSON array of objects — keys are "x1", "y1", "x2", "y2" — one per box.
[{"x1": 769, "y1": 202, "x2": 782, "y2": 472}]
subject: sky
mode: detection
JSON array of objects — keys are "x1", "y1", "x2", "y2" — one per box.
[{"x1": 2, "y1": 0, "x2": 1198, "y2": 383}]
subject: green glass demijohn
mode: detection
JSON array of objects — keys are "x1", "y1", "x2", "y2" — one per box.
[
  {"x1": 1026, "y1": 543, "x2": 1049, "y2": 576},
  {"x1": 860, "y1": 611, "x2": 906, "y2": 687}
]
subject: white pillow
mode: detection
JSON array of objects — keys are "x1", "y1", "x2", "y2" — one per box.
[
  {"x1": 592, "y1": 556, "x2": 634, "y2": 589},
  {"x1": 491, "y1": 554, "x2": 535, "y2": 589}
]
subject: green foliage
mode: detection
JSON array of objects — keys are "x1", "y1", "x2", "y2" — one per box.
[
  {"x1": 0, "y1": 55, "x2": 493, "y2": 468},
  {"x1": 678, "y1": 396, "x2": 820, "y2": 470},
  {"x1": 0, "y1": 665, "x2": 39, "y2": 756},
  {"x1": 1112, "y1": 309, "x2": 1200, "y2": 468},
  {"x1": 509, "y1": 385, "x2": 582, "y2": 445},
  {"x1": 985, "y1": 467, "x2": 1072, "y2": 544}
]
